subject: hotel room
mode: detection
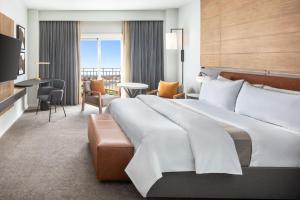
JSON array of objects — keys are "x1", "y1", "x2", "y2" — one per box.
[{"x1": 0, "y1": 0, "x2": 299, "y2": 199}]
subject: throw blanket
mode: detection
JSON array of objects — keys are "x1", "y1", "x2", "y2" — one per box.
[{"x1": 107, "y1": 95, "x2": 242, "y2": 197}]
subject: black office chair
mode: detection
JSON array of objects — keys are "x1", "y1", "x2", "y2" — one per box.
[
  {"x1": 47, "y1": 89, "x2": 66, "y2": 122},
  {"x1": 36, "y1": 79, "x2": 66, "y2": 121},
  {"x1": 52, "y1": 79, "x2": 65, "y2": 90},
  {"x1": 36, "y1": 82, "x2": 53, "y2": 112}
]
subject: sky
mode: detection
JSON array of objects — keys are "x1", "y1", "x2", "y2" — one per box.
[{"x1": 80, "y1": 40, "x2": 121, "y2": 68}]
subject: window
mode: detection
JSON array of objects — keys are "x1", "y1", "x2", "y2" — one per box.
[
  {"x1": 81, "y1": 39, "x2": 98, "y2": 69},
  {"x1": 80, "y1": 34, "x2": 122, "y2": 89},
  {"x1": 100, "y1": 40, "x2": 121, "y2": 68}
]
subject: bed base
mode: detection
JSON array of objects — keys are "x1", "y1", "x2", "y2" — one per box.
[{"x1": 147, "y1": 167, "x2": 300, "y2": 199}]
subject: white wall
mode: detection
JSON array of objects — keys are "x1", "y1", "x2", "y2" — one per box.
[
  {"x1": 178, "y1": 0, "x2": 201, "y2": 93},
  {"x1": 81, "y1": 21, "x2": 122, "y2": 34},
  {"x1": 0, "y1": 0, "x2": 28, "y2": 137},
  {"x1": 27, "y1": 10, "x2": 39, "y2": 79},
  {"x1": 27, "y1": 10, "x2": 39, "y2": 108}
]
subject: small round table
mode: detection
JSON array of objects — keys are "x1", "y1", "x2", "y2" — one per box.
[{"x1": 117, "y1": 82, "x2": 149, "y2": 98}]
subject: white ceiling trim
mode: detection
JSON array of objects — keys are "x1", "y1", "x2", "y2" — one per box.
[
  {"x1": 24, "y1": 0, "x2": 194, "y2": 10},
  {"x1": 38, "y1": 10, "x2": 166, "y2": 21}
]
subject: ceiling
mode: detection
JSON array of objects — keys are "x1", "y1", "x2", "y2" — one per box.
[{"x1": 24, "y1": 0, "x2": 194, "y2": 10}]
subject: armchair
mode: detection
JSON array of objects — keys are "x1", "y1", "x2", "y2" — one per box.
[
  {"x1": 81, "y1": 80, "x2": 120, "y2": 113},
  {"x1": 147, "y1": 84, "x2": 185, "y2": 99}
]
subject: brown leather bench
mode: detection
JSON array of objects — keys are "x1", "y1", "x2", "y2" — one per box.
[{"x1": 88, "y1": 114, "x2": 134, "y2": 181}]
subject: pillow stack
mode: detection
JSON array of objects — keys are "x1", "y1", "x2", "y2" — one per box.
[{"x1": 199, "y1": 75, "x2": 300, "y2": 132}]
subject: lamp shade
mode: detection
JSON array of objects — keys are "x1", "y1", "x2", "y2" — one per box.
[{"x1": 166, "y1": 32, "x2": 178, "y2": 49}]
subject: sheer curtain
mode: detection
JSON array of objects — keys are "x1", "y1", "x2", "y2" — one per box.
[
  {"x1": 39, "y1": 21, "x2": 80, "y2": 105},
  {"x1": 122, "y1": 21, "x2": 164, "y2": 90},
  {"x1": 122, "y1": 21, "x2": 131, "y2": 83}
]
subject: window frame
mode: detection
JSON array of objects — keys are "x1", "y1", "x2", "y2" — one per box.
[{"x1": 81, "y1": 33, "x2": 122, "y2": 69}]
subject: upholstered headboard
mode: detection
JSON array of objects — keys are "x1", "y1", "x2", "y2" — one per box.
[{"x1": 220, "y1": 72, "x2": 300, "y2": 91}]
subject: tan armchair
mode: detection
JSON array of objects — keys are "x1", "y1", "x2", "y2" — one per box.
[
  {"x1": 147, "y1": 84, "x2": 185, "y2": 99},
  {"x1": 81, "y1": 80, "x2": 120, "y2": 113}
]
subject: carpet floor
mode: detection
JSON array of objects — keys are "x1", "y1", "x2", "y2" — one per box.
[{"x1": 0, "y1": 105, "x2": 143, "y2": 200}]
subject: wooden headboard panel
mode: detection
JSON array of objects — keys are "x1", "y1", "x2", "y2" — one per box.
[
  {"x1": 201, "y1": 0, "x2": 300, "y2": 73},
  {"x1": 220, "y1": 72, "x2": 300, "y2": 91}
]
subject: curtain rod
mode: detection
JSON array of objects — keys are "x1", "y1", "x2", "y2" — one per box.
[{"x1": 201, "y1": 66, "x2": 300, "y2": 77}]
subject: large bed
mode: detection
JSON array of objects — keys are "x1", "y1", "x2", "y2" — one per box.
[{"x1": 106, "y1": 72, "x2": 300, "y2": 199}]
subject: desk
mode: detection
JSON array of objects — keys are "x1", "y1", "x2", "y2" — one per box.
[
  {"x1": 117, "y1": 82, "x2": 148, "y2": 98},
  {"x1": 15, "y1": 79, "x2": 50, "y2": 87},
  {"x1": 0, "y1": 88, "x2": 26, "y2": 114},
  {"x1": 15, "y1": 79, "x2": 51, "y2": 110}
]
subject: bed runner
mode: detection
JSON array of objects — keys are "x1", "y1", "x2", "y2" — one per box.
[
  {"x1": 218, "y1": 122, "x2": 252, "y2": 166},
  {"x1": 172, "y1": 100, "x2": 252, "y2": 167}
]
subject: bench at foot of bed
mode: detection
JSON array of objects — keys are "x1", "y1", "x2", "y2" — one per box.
[{"x1": 88, "y1": 114, "x2": 134, "y2": 181}]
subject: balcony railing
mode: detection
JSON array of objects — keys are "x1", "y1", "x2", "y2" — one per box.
[{"x1": 80, "y1": 67, "x2": 121, "y2": 90}]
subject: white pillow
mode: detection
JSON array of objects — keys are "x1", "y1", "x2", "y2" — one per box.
[
  {"x1": 263, "y1": 85, "x2": 300, "y2": 95},
  {"x1": 236, "y1": 82, "x2": 300, "y2": 132},
  {"x1": 217, "y1": 75, "x2": 230, "y2": 81},
  {"x1": 199, "y1": 79, "x2": 244, "y2": 111},
  {"x1": 218, "y1": 75, "x2": 263, "y2": 88}
]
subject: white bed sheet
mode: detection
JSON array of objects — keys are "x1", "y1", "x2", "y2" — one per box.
[{"x1": 175, "y1": 99, "x2": 300, "y2": 168}]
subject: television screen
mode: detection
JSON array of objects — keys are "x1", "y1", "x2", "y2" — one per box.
[{"x1": 0, "y1": 34, "x2": 22, "y2": 82}]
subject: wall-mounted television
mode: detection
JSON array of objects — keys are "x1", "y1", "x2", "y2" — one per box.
[{"x1": 0, "y1": 33, "x2": 22, "y2": 82}]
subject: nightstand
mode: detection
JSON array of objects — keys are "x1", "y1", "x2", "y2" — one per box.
[{"x1": 185, "y1": 93, "x2": 199, "y2": 99}]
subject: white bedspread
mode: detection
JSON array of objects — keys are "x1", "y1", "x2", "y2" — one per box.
[{"x1": 107, "y1": 95, "x2": 242, "y2": 197}]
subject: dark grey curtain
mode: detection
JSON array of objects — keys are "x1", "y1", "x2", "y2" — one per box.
[
  {"x1": 39, "y1": 21, "x2": 80, "y2": 105},
  {"x1": 128, "y1": 21, "x2": 164, "y2": 90}
]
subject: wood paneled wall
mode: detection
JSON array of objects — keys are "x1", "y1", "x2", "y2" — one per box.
[
  {"x1": 0, "y1": 12, "x2": 14, "y2": 102},
  {"x1": 201, "y1": 0, "x2": 300, "y2": 72}
]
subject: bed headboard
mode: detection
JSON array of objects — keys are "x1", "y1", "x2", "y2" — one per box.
[{"x1": 220, "y1": 72, "x2": 300, "y2": 91}]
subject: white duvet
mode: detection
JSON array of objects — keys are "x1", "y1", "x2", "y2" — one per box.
[{"x1": 107, "y1": 95, "x2": 300, "y2": 197}]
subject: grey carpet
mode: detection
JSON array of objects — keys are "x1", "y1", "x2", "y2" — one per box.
[{"x1": 0, "y1": 105, "x2": 143, "y2": 200}]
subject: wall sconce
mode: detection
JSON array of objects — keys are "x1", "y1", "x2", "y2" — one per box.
[{"x1": 196, "y1": 71, "x2": 209, "y2": 83}]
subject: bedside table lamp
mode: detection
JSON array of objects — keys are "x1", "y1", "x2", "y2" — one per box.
[{"x1": 196, "y1": 71, "x2": 211, "y2": 93}]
